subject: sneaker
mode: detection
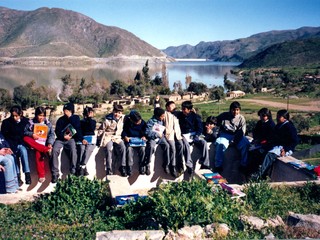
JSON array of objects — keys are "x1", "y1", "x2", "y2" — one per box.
[
  {"x1": 25, "y1": 172, "x2": 31, "y2": 185},
  {"x1": 163, "y1": 165, "x2": 170, "y2": 174},
  {"x1": 18, "y1": 175, "x2": 24, "y2": 187},
  {"x1": 126, "y1": 166, "x2": 132, "y2": 176},
  {"x1": 139, "y1": 166, "x2": 146, "y2": 175},
  {"x1": 51, "y1": 175, "x2": 59, "y2": 183},
  {"x1": 82, "y1": 166, "x2": 89, "y2": 176},
  {"x1": 186, "y1": 166, "x2": 194, "y2": 174},
  {"x1": 106, "y1": 168, "x2": 113, "y2": 175},
  {"x1": 145, "y1": 165, "x2": 151, "y2": 176},
  {"x1": 38, "y1": 177, "x2": 45, "y2": 183},
  {"x1": 119, "y1": 166, "x2": 127, "y2": 177},
  {"x1": 170, "y1": 167, "x2": 178, "y2": 178}
]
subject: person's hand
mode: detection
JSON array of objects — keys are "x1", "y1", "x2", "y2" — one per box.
[
  {"x1": 124, "y1": 136, "x2": 130, "y2": 143},
  {"x1": 280, "y1": 148, "x2": 286, "y2": 157},
  {"x1": 0, "y1": 165, "x2": 5, "y2": 172},
  {"x1": 82, "y1": 139, "x2": 88, "y2": 145},
  {"x1": 0, "y1": 148, "x2": 7, "y2": 156},
  {"x1": 32, "y1": 133, "x2": 39, "y2": 140},
  {"x1": 64, "y1": 134, "x2": 72, "y2": 141},
  {"x1": 141, "y1": 136, "x2": 147, "y2": 141}
]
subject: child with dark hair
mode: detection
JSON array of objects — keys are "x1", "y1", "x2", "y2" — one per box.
[
  {"x1": 203, "y1": 116, "x2": 219, "y2": 142},
  {"x1": 177, "y1": 101, "x2": 210, "y2": 174},
  {"x1": 23, "y1": 106, "x2": 55, "y2": 183},
  {"x1": 214, "y1": 101, "x2": 250, "y2": 173},
  {"x1": 0, "y1": 132, "x2": 19, "y2": 193},
  {"x1": 97, "y1": 104, "x2": 125, "y2": 176},
  {"x1": 1, "y1": 105, "x2": 31, "y2": 185},
  {"x1": 254, "y1": 109, "x2": 298, "y2": 179},
  {"x1": 50, "y1": 102, "x2": 84, "y2": 183},
  {"x1": 144, "y1": 107, "x2": 170, "y2": 176},
  {"x1": 76, "y1": 106, "x2": 97, "y2": 176},
  {"x1": 247, "y1": 108, "x2": 276, "y2": 175},
  {"x1": 164, "y1": 101, "x2": 183, "y2": 177},
  {"x1": 121, "y1": 110, "x2": 147, "y2": 176}
]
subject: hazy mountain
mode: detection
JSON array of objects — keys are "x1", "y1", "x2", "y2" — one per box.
[
  {"x1": 238, "y1": 38, "x2": 320, "y2": 68},
  {"x1": 163, "y1": 27, "x2": 320, "y2": 62},
  {"x1": 0, "y1": 7, "x2": 165, "y2": 58}
]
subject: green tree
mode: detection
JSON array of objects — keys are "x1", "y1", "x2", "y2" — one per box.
[
  {"x1": 110, "y1": 80, "x2": 127, "y2": 96},
  {"x1": 0, "y1": 88, "x2": 11, "y2": 110},
  {"x1": 209, "y1": 86, "x2": 225, "y2": 101},
  {"x1": 142, "y1": 60, "x2": 150, "y2": 84},
  {"x1": 187, "y1": 82, "x2": 208, "y2": 95}
]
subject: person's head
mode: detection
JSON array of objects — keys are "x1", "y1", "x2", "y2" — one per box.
[
  {"x1": 181, "y1": 101, "x2": 193, "y2": 115},
  {"x1": 63, "y1": 102, "x2": 75, "y2": 117},
  {"x1": 258, "y1": 108, "x2": 272, "y2": 122},
  {"x1": 205, "y1": 116, "x2": 217, "y2": 131},
  {"x1": 129, "y1": 110, "x2": 142, "y2": 125},
  {"x1": 165, "y1": 101, "x2": 176, "y2": 113},
  {"x1": 10, "y1": 105, "x2": 23, "y2": 122},
  {"x1": 154, "y1": 107, "x2": 165, "y2": 121},
  {"x1": 276, "y1": 109, "x2": 290, "y2": 123},
  {"x1": 112, "y1": 104, "x2": 123, "y2": 120},
  {"x1": 35, "y1": 106, "x2": 46, "y2": 122},
  {"x1": 83, "y1": 106, "x2": 94, "y2": 118},
  {"x1": 229, "y1": 101, "x2": 241, "y2": 117}
]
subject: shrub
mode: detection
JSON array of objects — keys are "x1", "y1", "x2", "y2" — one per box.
[{"x1": 32, "y1": 175, "x2": 110, "y2": 224}]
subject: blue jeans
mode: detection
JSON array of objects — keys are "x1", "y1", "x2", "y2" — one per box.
[
  {"x1": 0, "y1": 154, "x2": 19, "y2": 193},
  {"x1": 215, "y1": 132, "x2": 250, "y2": 168},
  {"x1": 15, "y1": 144, "x2": 30, "y2": 174}
]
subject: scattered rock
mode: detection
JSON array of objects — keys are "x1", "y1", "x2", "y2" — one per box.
[
  {"x1": 241, "y1": 215, "x2": 265, "y2": 230},
  {"x1": 177, "y1": 225, "x2": 203, "y2": 239},
  {"x1": 96, "y1": 230, "x2": 165, "y2": 240},
  {"x1": 287, "y1": 213, "x2": 320, "y2": 231}
]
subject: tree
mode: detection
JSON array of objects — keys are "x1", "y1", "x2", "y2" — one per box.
[
  {"x1": 173, "y1": 81, "x2": 183, "y2": 93},
  {"x1": 187, "y1": 82, "x2": 208, "y2": 95},
  {"x1": 209, "y1": 86, "x2": 225, "y2": 102},
  {"x1": 0, "y1": 88, "x2": 11, "y2": 110},
  {"x1": 161, "y1": 63, "x2": 169, "y2": 88},
  {"x1": 142, "y1": 60, "x2": 150, "y2": 84},
  {"x1": 110, "y1": 80, "x2": 127, "y2": 96}
]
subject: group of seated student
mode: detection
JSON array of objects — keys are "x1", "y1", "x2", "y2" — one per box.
[{"x1": 0, "y1": 100, "x2": 299, "y2": 193}]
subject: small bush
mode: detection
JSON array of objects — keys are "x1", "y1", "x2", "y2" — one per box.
[{"x1": 32, "y1": 175, "x2": 110, "y2": 224}]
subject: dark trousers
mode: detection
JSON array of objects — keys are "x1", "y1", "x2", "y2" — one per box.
[{"x1": 51, "y1": 139, "x2": 77, "y2": 176}]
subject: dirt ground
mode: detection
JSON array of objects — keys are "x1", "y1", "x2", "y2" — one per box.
[{"x1": 238, "y1": 99, "x2": 320, "y2": 112}]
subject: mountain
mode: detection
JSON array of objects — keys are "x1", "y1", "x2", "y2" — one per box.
[
  {"x1": 163, "y1": 27, "x2": 320, "y2": 61},
  {"x1": 238, "y1": 38, "x2": 320, "y2": 68},
  {"x1": 0, "y1": 7, "x2": 165, "y2": 58}
]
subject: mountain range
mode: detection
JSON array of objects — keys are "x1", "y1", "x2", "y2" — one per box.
[
  {"x1": 163, "y1": 27, "x2": 320, "y2": 62},
  {"x1": 0, "y1": 7, "x2": 165, "y2": 59},
  {"x1": 0, "y1": 7, "x2": 320, "y2": 68}
]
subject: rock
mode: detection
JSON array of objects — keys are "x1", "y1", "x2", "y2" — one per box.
[
  {"x1": 96, "y1": 230, "x2": 165, "y2": 240},
  {"x1": 177, "y1": 225, "x2": 203, "y2": 239},
  {"x1": 265, "y1": 232, "x2": 276, "y2": 239},
  {"x1": 266, "y1": 215, "x2": 285, "y2": 228},
  {"x1": 204, "y1": 223, "x2": 230, "y2": 238},
  {"x1": 241, "y1": 215, "x2": 265, "y2": 230},
  {"x1": 215, "y1": 223, "x2": 230, "y2": 238},
  {"x1": 287, "y1": 213, "x2": 320, "y2": 230}
]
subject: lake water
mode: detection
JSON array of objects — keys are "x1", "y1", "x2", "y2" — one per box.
[{"x1": 0, "y1": 61, "x2": 240, "y2": 92}]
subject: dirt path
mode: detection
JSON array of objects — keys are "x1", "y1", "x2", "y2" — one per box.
[{"x1": 238, "y1": 99, "x2": 320, "y2": 112}]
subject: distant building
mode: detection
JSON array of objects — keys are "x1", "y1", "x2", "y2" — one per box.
[{"x1": 226, "y1": 90, "x2": 245, "y2": 98}]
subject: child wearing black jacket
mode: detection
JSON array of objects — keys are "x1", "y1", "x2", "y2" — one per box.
[{"x1": 76, "y1": 106, "x2": 96, "y2": 176}]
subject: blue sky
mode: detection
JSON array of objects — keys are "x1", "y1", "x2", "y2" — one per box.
[{"x1": 1, "y1": 0, "x2": 319, "y2": 49}]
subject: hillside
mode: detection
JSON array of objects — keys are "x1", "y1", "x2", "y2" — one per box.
[
  {"x1": 0, "y1": 7, "x2": 165, "y2": 58},
  {"x1": 238, "y1": 38, "x2": 320, "y2": 68},
  {"x1": 163, "y1": 27, "x2": 320, "y2": 62}
]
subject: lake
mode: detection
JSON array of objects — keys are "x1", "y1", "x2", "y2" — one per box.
[{"x1": 0, "y1": 61, "x2": 240, "y2": 92}]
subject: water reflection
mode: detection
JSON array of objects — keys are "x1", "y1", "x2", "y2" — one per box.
[{"x1": 0, "y1": 61, "x2": 240, "y2": 91}]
